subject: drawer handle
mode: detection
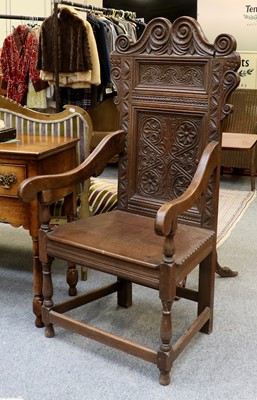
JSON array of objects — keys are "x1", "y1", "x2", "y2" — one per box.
[{"x1": 0, "y1": 172, "x2": 17, "y2": 189}]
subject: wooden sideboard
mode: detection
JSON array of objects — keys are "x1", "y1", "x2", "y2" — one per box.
[{"x1": 0, "y1": 134, "x2": 79, "y2": 327}]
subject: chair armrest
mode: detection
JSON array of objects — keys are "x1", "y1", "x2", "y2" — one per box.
[
  {"x1": 18, "y1": 130, "x2": 124, "y2": 203},
  {"x1": 155, "y1": 141, "x2": 219, "y2": 237}
]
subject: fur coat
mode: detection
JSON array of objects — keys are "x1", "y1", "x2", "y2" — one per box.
[
  {"x1": 37, "y1": 7, "x2": 92, "y2": 73},
  {"x1": 39, "y1": 10, "x2": 101, "y2": 88}
]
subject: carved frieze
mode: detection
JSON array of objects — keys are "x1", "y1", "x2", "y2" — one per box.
[{"x1": 140, "y1": 64, "x2": 204, "y2": 88}]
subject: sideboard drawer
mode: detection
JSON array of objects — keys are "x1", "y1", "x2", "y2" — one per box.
[{"x1": 0, "y1": 163, "x2": 27, "y2": 197}]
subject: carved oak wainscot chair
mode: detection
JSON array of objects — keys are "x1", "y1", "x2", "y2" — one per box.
[{"x1": 18, "y1": 17, "x2": 240, "y2": 385}]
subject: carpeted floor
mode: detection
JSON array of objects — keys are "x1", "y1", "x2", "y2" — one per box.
[
  {"x1": 217, "y1": 188, "x2": 256, "y2": 246},
  {"x1": 1, "y1": 175, "x2": 257, "y2": 400}
]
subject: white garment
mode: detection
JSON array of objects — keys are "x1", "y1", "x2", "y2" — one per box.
[{"x1": 27, "y1": 79, "x2": 47, "y2": 109}]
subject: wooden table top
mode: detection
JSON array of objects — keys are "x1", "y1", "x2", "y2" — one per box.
[
  {"x1": 0, "y1": 134, "x2": 79, "y2": 159},
  {"x1": 222, "y1": 132, "x2": 257, "y2": 150}
]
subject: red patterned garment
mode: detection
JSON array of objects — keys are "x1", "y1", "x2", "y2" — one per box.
[{"x1": 0, "y1": 25, "x2": 48, "y2": 105}]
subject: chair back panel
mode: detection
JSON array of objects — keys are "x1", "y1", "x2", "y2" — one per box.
[{"x1": 111, "y1": 17, "x2": 240, "y2": 229}]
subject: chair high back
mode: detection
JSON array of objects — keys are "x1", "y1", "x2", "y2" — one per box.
[{"x1": 111, "y1": 17, "x2": 240, "y2": 230}]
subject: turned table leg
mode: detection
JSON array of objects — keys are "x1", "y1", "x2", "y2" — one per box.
[{"x1": 31, "y1": 235, "x2": 44, "y2": 328}]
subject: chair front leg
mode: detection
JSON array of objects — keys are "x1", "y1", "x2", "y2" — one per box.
[
  {"x1": 158, "y1": 299, "x2": 173, "y2": 386},
  {"x1": 157, "y1": 261, "x2": 176, "y2": 386},
  {"x1": 41, "y1": 258, "x2": 55, "y2": 338}
]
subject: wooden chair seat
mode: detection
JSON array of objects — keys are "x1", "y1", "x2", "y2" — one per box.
[{"x1": 47, "y1": 210, "x2": 215, "y2": 281}]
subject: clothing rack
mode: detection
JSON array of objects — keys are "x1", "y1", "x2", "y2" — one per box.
[
  {"x1": 0, "y1": 14, "x2": 45, "y2": 21},
  {"x1": 53, "y1": 0, "x2": 136, "y2": 19},
  {"x1": 53, "y1": 0, "x2": 137, "y2": 111}
]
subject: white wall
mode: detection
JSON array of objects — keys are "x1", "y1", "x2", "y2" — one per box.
[
  {"x1": 198, "y1": 0, "x2": 257, "y2": 89},
  {"x1": 0, "y1": 0, "x2": 103, "y2": 47},
  {"x1": 198, "y1": 0, "x2": 257, "y2": 51},
  {"x1": 0, "y1": 0, "x2": 50, "y2": 47}
]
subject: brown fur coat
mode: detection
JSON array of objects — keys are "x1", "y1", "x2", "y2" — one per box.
[{"x1": 37, "y1": 7, "x2": 92, "y2": 73}]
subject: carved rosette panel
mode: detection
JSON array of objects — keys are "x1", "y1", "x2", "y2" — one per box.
[{"x1": 136, "y1": 113, "x2": 200, "y2": 201}]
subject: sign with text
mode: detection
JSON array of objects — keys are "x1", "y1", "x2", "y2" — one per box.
[
  {"x1": 198, "y1": 1, "x2": 257, "y2": 88},
  {"x1": 238, "y1": 51, "x2": 257, "y2": 88}
]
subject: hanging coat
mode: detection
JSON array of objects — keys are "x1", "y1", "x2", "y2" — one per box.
[
  {"x1": 37, "y1": 7, "x2": 92, "y2": 73},
  {"x1": 0, "y1": 25, "x2": 48, "y2": 105}
]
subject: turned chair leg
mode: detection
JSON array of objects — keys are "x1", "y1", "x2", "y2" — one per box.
[
  {"x1": 42, "y1": 259, "x2": 55, "y2": 338},
  {"x1": 158, "y1": 299, "x2": 173, "y2": 386},
  {"x1": 157, "y1": 263, "x2": 176, "y2": 385},
  {"x1": 66, "y1": 262, "x2": 79, "y2": 296}
]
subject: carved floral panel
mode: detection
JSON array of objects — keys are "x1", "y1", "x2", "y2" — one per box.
[{"x1": 136, "y1": 111, "x2": 201, "y2": 201}]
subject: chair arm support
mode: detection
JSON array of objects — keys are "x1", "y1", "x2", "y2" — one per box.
[
  {"x1": 155, "y1": 141, "x2": 219, "y2": 237},
  {"x1": 18, "y1": 130, "x2": 125, "y2": 203}
]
